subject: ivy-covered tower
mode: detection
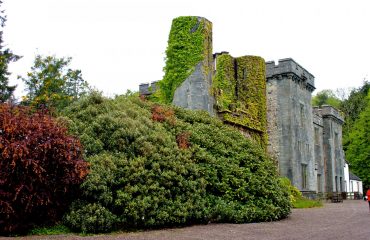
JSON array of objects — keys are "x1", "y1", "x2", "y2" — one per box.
[
  {"x1": 213, "y1": 52, "x2": 267, "y2": 147},
  {"x1": 158, "y1": 16, "x2": 214, "y2": 114},
  {"x1": 140, "y1": 16, "x2": 268, "y2": 149}
]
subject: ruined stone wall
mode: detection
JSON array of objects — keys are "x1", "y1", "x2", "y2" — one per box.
[
  {"x1": 266, "y1": 59, "x2": 316, "y2": 192},
  {"x1": 157, "y1": 16, "x2": 214, "y2": 115},
  {"x1": 140, "y1": 16, "x2": 266, "y2": 148}
]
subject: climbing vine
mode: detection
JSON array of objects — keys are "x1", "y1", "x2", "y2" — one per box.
[
  {"x1": 213, "y1": 54, "x2": 235, "y2": 110},
  {"x1": 156, "y1": 16, "x2": 209, "y2": 103},
  {"x1": 213, "y1": 54, "x2": 267, "y2": 147}
]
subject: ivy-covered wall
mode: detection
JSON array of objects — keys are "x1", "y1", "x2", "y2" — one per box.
[
  {"x1": 213, "y1": 54, "x2": 267, "y2": 148},
  {"x1": 146, "y1": 16, "x2": 267, "y2": 148},
  {"x1": 154, "y1": 16, "x2": 212, "y2": 104}
]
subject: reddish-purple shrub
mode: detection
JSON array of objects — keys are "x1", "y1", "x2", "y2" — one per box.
[
  {"x1": 0, "y1": 104, "x2": 89, "y2": 235},
  {"x1": 151, "y1": 105, "x2": 175, "y2": 125},
  {"x1": 176, "y1": 131, "x2": 191, "y2": 149}
]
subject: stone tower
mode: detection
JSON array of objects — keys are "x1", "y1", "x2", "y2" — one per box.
[
  {"x1": 266, "y1": 59, "x2": 316, "y2": 194},
  {"x1": 313, "y1": 106, "x2": 345, "y2": 193},
  {"x1": 213, "y1": 52, "x2": 267, "y2": 147},
  {"x1": 160, "y1": 16, "x2": 214, "y2": 115}
]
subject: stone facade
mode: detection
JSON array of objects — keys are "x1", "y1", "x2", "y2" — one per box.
[
  {"x1": 266, "y1": 60, "x2": 345, "y2": 194},
  {"x1": 313, "y1": 106, "x2": 345, "y2": 193},
  {"x1": 139, "y1": 16, "x2": 347, "y2": 194},
  {"x1": 266, "y1": 59, "x2": 316, "y2": 193}
]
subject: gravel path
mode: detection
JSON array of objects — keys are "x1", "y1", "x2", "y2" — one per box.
[{"x1": 4, "y1": 200, "x2": 370, "y2": 240}]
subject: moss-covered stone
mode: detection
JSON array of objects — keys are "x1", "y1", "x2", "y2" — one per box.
[{"x1": 213, "y1": 54, "x2": 267, "y2": 148}]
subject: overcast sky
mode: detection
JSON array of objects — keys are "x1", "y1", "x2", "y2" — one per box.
[{"x1": 3, "y1": 0, "x2": 370, "y2": 99}]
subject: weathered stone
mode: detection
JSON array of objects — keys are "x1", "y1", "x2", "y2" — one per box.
[
  {"x1": 173, "y1": 62, "x2": 215, "y2": 115},
  {"x1": 266, "y1": 58, "x2": 316, "y2": 192},
  {"x1": 314, "y1": 106, "x2": 345, "y2": 192}
]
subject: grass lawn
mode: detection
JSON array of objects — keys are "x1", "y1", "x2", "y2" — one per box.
[
  {"x1": 293, "y1": 198, "x2": 323, "y2": 208},
  {"x1": 29, "y1": 224, "x2": 71, "y2": 235}
]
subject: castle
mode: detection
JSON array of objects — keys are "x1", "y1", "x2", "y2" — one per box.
[{"x1": 139, "y1": 16, "x2": 345, "y2": 196}]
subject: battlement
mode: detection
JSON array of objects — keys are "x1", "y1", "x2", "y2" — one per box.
[
  {"x1": 266, "y1": 58, "x2": 315, "y2": 91},
  {"x1": 139, "y1": 81, "x2": 158, "y2": 95},
  {"x1": 320, "y1": 105, "x2": 345, "y2": 124},
  {"x1": 313, "y1": 111, "x2": 323, "y2": 127},
  {"x1": 313, "y1": 105, "x2": 344, "y2": 124}
]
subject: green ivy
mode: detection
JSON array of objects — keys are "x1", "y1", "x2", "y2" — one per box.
[
  {"x1": 157, "y1": 16, "x2": 209, "y2": 103},
  {"x1": 213, "y1": 54, "x2": 267, "y2": 147}
]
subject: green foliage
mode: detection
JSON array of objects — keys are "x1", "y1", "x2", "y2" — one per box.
[
  {"x1": 29, "y1": 224, "x2": 71, "y2": 236},
  {"x1": 213, "y1": 54, "x2": 267, "y2": 147},
  {"x1": 213, "y1": 54, "x2": 235, "y2": 110},
  {"x1": 20, "y1": 55, "x2": 89, "y2": 111},
  {"x1": 0, "y1": 2, "x2": 21, "y2": 103},
  {"x1": 293, "y1": 198, "x2": 322, "y2": 209},
  {"x1": 344, "y1": 91, "x2": 370, "y2": 188},
  {"x1": 340, "y1": 81, "x2": 370, "y2": 146},
  {"x1": 279, "y1": 177, "x2": 302, "y2": 204},
  {"x1": 64, "y1": 201, "x2": 118, "y2": 234},
  {"x1": 61, "y1": 93, "x2": 291, "y2": 233},
  {"x1": 0, "y1": 104, "x2": 89, "y2": 235},
  {"x1": 157, "y1": 16, "x2": 209, "y2": 103},
  {"x1": 312, "y1": 89, "x2": 342, "y2": 108}
]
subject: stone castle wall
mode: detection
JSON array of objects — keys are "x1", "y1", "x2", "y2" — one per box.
[
  {"x1": 172, "y1": 17, "x2": 215, "y2": 115},
  {"x1": 266, "y1": 59, "x2": 316, "y2": 192}
]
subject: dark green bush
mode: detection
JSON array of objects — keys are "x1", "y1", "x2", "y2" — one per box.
[
  {"x1": 61, "y1": 93, "x2": 291, "y2": 233},
  {"x1": 63, "y1": 201, "x2": 118, "y2": 233}
]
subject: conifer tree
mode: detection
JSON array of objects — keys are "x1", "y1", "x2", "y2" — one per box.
[{"x1": 0, "y1": 1, "x2": 20, "y2": 103}]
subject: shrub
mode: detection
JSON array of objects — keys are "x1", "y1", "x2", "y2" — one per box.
[
  {"x1": 279, "y1": 177, "x2": 302, "y2": 204},
  {"x1": 62, "y1": 93, "x2": 291, "y2": 233},
  {"x1": 63, "y1": 201, "x2": 118, "y2": 233},
  {"x1": 0, "y1": 104, "x2": 89, "y2": 235}
]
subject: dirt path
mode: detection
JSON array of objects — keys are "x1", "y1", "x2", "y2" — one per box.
[{"x1": 4, "y1": 200, "x2": 370, "y2": 240}]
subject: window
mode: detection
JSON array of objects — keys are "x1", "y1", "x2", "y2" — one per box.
[
  {"x1": 242, "y1": 68, "x2": 247, "y2": 80},
  {"x1": 300, "y1": 103, "x2": 304, "y2": 127},
  {"x1": 314, "y1": 127, "x2": 319, "y2": 145},
  {"x1": 334, "y1": 133, "x2": 339, "y2": 150},
  {"x1": 301, "y1": 164, "x2": 307, "y2": 189},
  {"x1": 317, "y1": 174, "x2": 322, "y2": 192},
  {"x1": 305, "y1": 143, "x2": 309, "y2": 155},
  {"x1": 339, "y1": 177, "x2": 343, "y2": 192},
  {"x1": 335, "y1": 176, "x2": 338, "y2": 192}
]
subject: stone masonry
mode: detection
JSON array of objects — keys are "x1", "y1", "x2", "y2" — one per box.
[
  {"x1": 172, "y1": 17, "x2": 215, "y2": 115},
  {"x1": 266, "y1": 59, "x2": 316, "y2": 193},
  {"x1": 313, "y1": 106, "x2": 345, "y2": 193}
]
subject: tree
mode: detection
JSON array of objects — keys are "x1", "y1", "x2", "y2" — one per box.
[
  {"x1": 0, "y1": 1, "x2": 20, "y2": 103},
  {"x1": 21, "y1": 55, "x2": 89, "y2": 111},
  {"x1": 344, "y1": 91, "x2": 370, "y2": 189},
  {"x1": 311, "y1": 89, "x2": 342, "y2": 109},
  {"x1": 339, "y1": 80, "x2": 370, "y2": 137}
]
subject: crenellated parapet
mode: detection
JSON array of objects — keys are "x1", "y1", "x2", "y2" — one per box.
[
  {"x1": 266, "y1": 58, "x2": 315, "y2": 92},
  {"x1": 312, "y1": 107, "x2": 324, "y2": 127},
  {"x1": 139, "y1": 81, "x2": 159, "y2": 96},
  {"x1": 315, "y1": 105, "x2": 344, "y2": 125}
]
